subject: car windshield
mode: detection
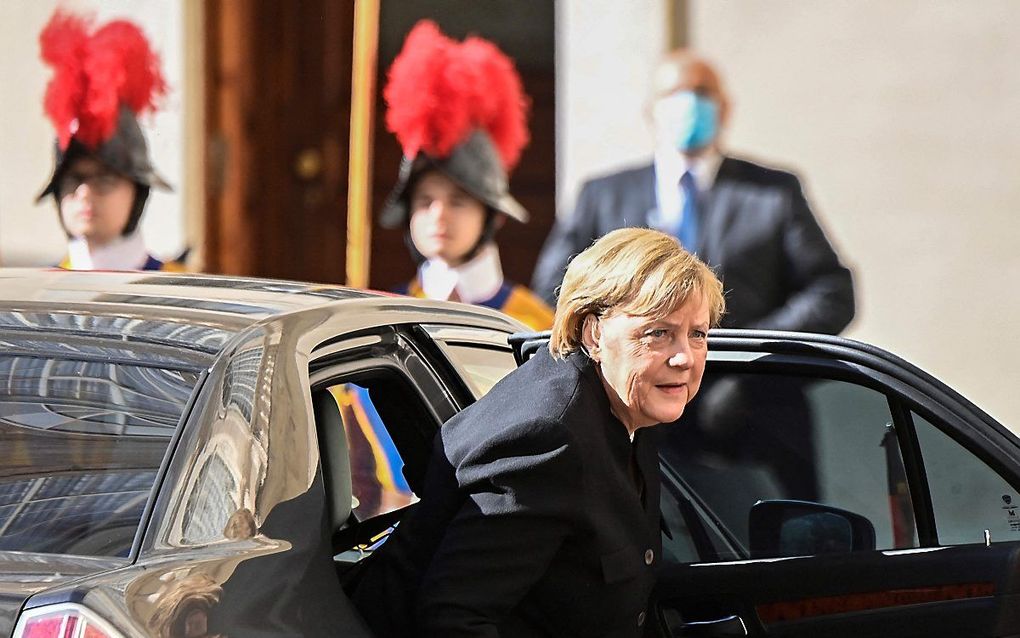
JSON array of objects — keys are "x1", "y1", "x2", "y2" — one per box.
[{"x1": 0, "y1": 317, "x2": 212, "y2": 558}]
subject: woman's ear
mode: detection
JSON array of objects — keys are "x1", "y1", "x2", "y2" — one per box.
[{"x1": 581, "y1": 314, "x2": 601, "y2": 360}]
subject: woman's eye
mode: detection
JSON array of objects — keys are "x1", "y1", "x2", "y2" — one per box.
[
  {"x1": 691, "y1": 329, "x2": 708, "y2": 340},
  {"x1": 646, "y1": 329, "x2": 668, "y2": 339}
]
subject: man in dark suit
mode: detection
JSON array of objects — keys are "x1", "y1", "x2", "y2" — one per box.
[{"x1": 532, "y1": 49, "x2": 855, "y2": 334}]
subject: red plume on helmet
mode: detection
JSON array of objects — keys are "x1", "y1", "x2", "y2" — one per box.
[
  {"x1": 379, "y1": 20, "x2": 531, "y2": 228},
  {"x1": 39, "y1": 10, "x2": 167, "y2": 151},
  {"x1": 383, "y1": 20, "x2": 530, "y2": 172}
]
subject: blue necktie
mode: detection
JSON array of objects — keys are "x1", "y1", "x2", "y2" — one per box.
[{"x1": 678, "y1": 171, "x2": 699, "y2": 253}]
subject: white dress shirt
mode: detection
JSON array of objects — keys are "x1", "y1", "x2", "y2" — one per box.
[{"x1": 650, "y1": 148, "x2": 723, "y2": 233}]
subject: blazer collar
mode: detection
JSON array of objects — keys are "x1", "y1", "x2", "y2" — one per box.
[
  {"x1": 694, "y1": 155, "x2": 743, "y2": 266},
  {"x1": 567, "y1": 350, "x2": 662, "y2": 512},
  {"x1": 567, "y1": 352, "x2": 631, "y2": 447}
]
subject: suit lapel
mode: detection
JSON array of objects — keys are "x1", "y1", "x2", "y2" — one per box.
[{"x1": 697, "y1": 156, "x2": 740, "y2": 266}]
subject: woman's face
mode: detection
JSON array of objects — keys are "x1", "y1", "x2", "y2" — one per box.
[
  {"x1": 587, "y1": 293, "x2": 711, "y2": 432},
  {"x1": 57, "y1": 157, "x2": 135, "y2": 246},
  {"x1": 409, "y1": 171, "x2": 487, "y2": 266}
]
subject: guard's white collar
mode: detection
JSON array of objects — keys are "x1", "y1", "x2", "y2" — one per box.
[
  {"x1": 419, "y1": 243, "x2": 504, "y2": 303},
  {"x1": 67, "y1": 231, "x2": 150, "y2": 271}
]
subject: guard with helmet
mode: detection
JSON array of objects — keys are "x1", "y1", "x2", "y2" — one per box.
[
  {"x1": 379, "y1": 20, "x2": 553, "y2": 330},
  {"x1": 35, "y1": 10, "x2": 184, "y2": 272}
]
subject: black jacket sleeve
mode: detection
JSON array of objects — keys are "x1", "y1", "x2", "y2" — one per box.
[{"x1": 415, "y1": 418, "x2": 583, "y2": 637}]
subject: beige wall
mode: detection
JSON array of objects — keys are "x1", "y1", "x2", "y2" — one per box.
[
  {"x1": 558, "y1": 1, "x2": 1020, "y2": 430},
  {"x1": 556, "y1": 0, "x2": 669, "y2": 212},
  {"x1": 0, "y1": 0, "x2": 188, "y2": 266}
]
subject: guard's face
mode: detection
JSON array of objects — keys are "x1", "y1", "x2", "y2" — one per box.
[
  {"x1": 57, "y1": 157, "x2": 135, "y2": 245},
  {"x1": 587, "y1": 293, "x2": 711, "y2": 431},
  {"x1": 409, "y1": 171, "x2": 487, "y2": 266}
]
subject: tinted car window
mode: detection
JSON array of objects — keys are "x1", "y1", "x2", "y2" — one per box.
[
  {"x1": 0, "y1": 353, "x2": 201, "y2": 557},
  {"x1": 660, "y1": 372, "x2": 917, "y2": 561},
  {"x1": 913, "y1": 412, "x2": 1020, "y2": 545}
]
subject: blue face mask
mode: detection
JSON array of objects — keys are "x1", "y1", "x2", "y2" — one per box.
[{"x1": 654, "y1": 91, "x2": 719, "y2": 152}]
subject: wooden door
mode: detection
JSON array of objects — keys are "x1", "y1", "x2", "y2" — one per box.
[{"x1": 204, "y1": 0, "x2": 354, "y2": 282}]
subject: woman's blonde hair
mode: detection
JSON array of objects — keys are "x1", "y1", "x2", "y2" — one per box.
[{"x1": 549, "y1": 227, "x2": 725, "y2": 358}]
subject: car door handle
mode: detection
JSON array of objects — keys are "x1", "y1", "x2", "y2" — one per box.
[{"x1": 679, "y1": 614, "x2": 748, "y2": 636}]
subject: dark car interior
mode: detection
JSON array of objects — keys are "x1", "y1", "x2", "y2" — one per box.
[{"x1": 311, "y1": 372, "x2": 435, "y2": 578}]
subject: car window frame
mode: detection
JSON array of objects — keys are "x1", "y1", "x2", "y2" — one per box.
[
  {"x1": 127, "y1": 366, "x2": 213, "y2": 561},
  {"x1": 659, "y1": 458, "x2": 741, "y2": 562},
  {"x1": 865, "y1": 365, "x2": 1020, "y2": 547},
  {"x1": 310, "y1": 364, "x2": 432, "y2": 528},
  {"x1": 310, "y1": 326, "x2": 460, "y2": 424}
]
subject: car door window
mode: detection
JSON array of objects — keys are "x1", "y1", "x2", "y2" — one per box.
[
  {"x1": 660, "y1": 372, "x2": 918, "y2": 562},
  {"x1": 913, "y1": 412, "x2": 1020, "y2": 546}
]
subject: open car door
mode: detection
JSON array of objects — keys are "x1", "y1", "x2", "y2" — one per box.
[{"x1": 512, "y1": 330, "x2": 1020, "y2": 637}]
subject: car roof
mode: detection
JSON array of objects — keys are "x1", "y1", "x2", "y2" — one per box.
[{"x1": 0, "y1": 269, "x2": 525, "y2": 359}]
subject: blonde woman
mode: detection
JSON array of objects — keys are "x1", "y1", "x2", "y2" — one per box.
[{"x1": 352, "y1": 227, "x2": 725, "y2": 637}]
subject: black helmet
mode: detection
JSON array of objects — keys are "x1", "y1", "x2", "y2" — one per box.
[
  {"x1": 380, "y1": 129, "x2": 527, "y2": 229},
  {"x1": 37, "y1": 106, "x2": 171, "y2": 202}
]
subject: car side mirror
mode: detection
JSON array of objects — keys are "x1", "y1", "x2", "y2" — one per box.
[{"x1": 748, "y1": 499, "x2": 876, "y2": 559}]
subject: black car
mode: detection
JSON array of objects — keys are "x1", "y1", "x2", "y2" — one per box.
[{"x1": 1, "y1": 270, "x2": 1019, "y2": 637}]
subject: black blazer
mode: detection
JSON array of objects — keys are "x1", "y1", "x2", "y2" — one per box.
[
  {"x1": 351, "y1": 350, "x2": 661, "y2": 638},
  {"x1": 532, "y1": 157, "x2": 855, "y2": 334}
]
